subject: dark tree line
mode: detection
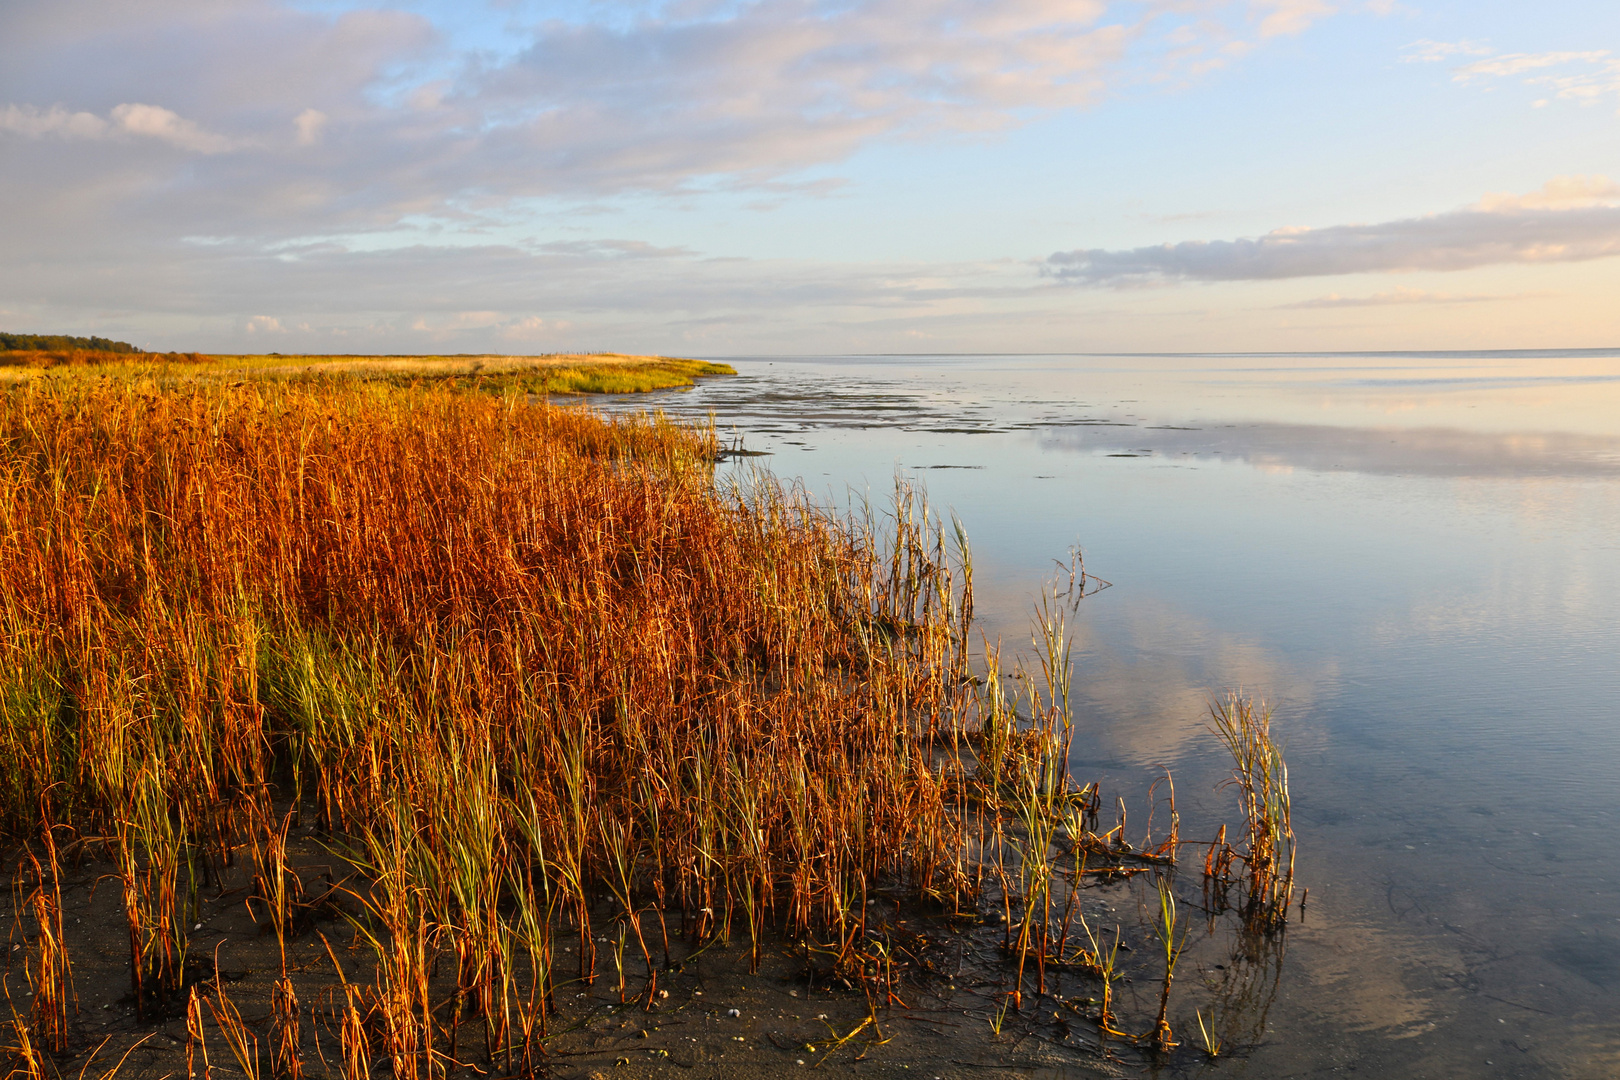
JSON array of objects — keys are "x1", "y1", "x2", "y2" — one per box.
[{"x1": 0, "y1": 332, "x2": 137, "y2": 352}]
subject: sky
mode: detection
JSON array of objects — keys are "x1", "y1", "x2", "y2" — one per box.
[{"x1": 2, "y1": 0, "x2": 1618, "y2": 355}]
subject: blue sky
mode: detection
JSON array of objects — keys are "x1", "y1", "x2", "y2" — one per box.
[{"x1": 2, "y1": 0, "x2": 1618, "y2": 353}]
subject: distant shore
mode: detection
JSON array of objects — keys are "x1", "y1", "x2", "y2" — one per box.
[{"x1": 0, "y1": 349, "x2": 736, "y2": 394}]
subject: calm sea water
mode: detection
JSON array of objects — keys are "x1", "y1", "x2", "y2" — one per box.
[{"x1": 604, "y1": 351, "x2": 1620, "y2": 1076}]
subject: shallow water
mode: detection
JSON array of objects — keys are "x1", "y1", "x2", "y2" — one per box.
[{"x1": 602, "y1": 351, "x2": 1620, "y2": 1077}]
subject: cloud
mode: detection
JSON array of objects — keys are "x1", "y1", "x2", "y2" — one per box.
[
  {"x1": 293, "y1": 108, "x2": 326, "y2": 147},
  {"x1": 1400, "y1": 39, "x2": 1493, "y2": 64},
  {"x1": 1252, "y1": 0, "x2": 1337, "y2": 39},
  {"x1": 464, "y1": 0, "x2": 1146, "y2": 191},
  {"x1": 1277, "y1": 286, "x2": 1503, "y2": 309},
  {"x1": 0, "y1": 0, "x2": 1364, "y2": 350},
  {"x1": 0, "y1": 0, "x2": 1351, "y2": 244},
  {"x1": 1454, "y1": 50, "x2": 1610, "y2": 82},
  {"x1": 0, "y1": 104, "x2": 107, "y2": 138},
  {"x1": 531, "y1": 239, "x2": 700, "y2": 260},
  {"x1": 1035, "y1": 419, "x2": 1620, "y2": 479},
  {"x1": 1411, "y1": 41, "x2": 1620, "y2": 111},
  {"x1": 496, "y1": 316, "x2": 574, "y2": 342},
  {"x1": 0, "y1": 222, "x2": 1050, "y2": 354},
  {"x1": 1044, "y1": 178, "x2": 1620, "y2": 284},
  {"x1": 0, "y1": 101, "x2": 233, "y2": 151},
  {"x1": 1474, "y1": 174, "x2": 1620, "y2": 212},
  {"x1": 108, "y1": 103, "x2": 235, "y2": 153}
]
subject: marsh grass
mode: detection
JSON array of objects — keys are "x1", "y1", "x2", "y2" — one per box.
[
  {"x1": 0, "y1": 349, "x2": 210, "y2": 370},
  {"x1": 206, "y1": 979, "x2": 263, "y2": 1080},
  {"x1": 0, "y1": 374, "x2": 1295, "y2": 1073},
  {"x1": 1210, "y1": 693, "x2": 1296, "y2": 929},
  {"x1": 1195, "y1": 1008, "x2": 1223, "y2": 1058},
  {"x1": 0, "y1": 351, "x2": 735, "y2": 395},
  {"x1": 18, "y1": 824, "x2": 72, "y2": 1055},
  {"x1": 0, "y1": 376, "x2": 985, "y2": 1069},
  {"x1": 1149, "y1": 876, "x2": 1187, "y2": 1053}
]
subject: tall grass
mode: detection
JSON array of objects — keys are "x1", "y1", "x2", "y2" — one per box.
[{"x1": 0, "y1": 377, "x2": 982, "y2": 1060}]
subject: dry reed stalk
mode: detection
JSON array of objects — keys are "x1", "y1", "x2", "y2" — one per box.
[
  {"x1": 186, "y1": 985, "x2": 208, "y2": 1080},
  {"x1": 1143, "y1": 771, "x2": 1180, "y2": 861},
  {"x1": 349, "y1": 808, "x2": 434, "y2": 1080},
  {"x1": 23, "y1": 888, "x2": 68, "y2": 1056},
  {"x1": 338, "y1": 1002, "x2": 370, "y2": 1080},
  {"x1": 20, "y1": 821, "x2": 72, "y2": 1057},
  {"x1": 249, "y1": 806, "x2": 299, "y2": 972},
  {"x1": 3, "y1": 1015, "x2": 47, "y2": 1080},
  {"x1": 319, "y1": 934, "x2": 373, "y2": 1080},
  {"x1": 205, "y1": 982, "x2": 262, "y2": 1080},
  {"x1": 270, "y1": 977, "x2": 302, "y2": 1080}
]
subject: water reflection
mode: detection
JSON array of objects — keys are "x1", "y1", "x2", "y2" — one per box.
[
  {"x1": 1198, "y1": 923, "x2": 1288, "y2": 1051},
  {"x1": 1034, "y1": 421, "x2": 1620, "y2": 478},
  {"x1": 1066, "y1": 601, "x2": 1338, "y2": 769}
]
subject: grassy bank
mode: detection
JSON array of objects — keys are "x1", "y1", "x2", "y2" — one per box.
[{"x1": 0, "y1": 350, "x2": 736, "y2": 395}]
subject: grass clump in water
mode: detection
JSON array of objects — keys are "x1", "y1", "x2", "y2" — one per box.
[{"x1": 1210, "y1": 692, "x2": 1297, "y2": 928}]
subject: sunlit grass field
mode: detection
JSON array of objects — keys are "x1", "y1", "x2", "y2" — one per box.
[{"x1": 0, "y1": 349, "x2": 736, "y2": 395}]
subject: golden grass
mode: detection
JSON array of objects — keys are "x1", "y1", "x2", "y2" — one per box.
[
  {"x1": 0, "y1": 351, "x2": 735, "y2": 395},
  {"x1": 0, "y1": 376, "x2": 985, "y2": 1070}
]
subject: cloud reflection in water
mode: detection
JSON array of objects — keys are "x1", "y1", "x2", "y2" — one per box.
[{"x1": 1036, "y1": 421, "x2": 1620, "y2": 479}]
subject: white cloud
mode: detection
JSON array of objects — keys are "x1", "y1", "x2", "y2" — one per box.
[
  {"x1": 1, "y1": 229, "x2": 1043, "y2": 351},
  {"x1": 502, "y1": 316, "x2": 570, "y2": 341},
  {"x1": 0, "y1": 101, "x2": 234, "y2": 152},
  {"x1": 0, "y1": 104, "x2": 107, "y2": 138},
  {"x1": 466, "y1": 0, "x2": 1138, "y2": 192},
  {"x1": 1252, "y1": 0, "x2": 1337, "y2": 39},
  {"x1": 108, "y1": 103, "x2": 234, "y2": 153},
  {"x1": 1426, "y1": 44, "x2": 1620, "y2": 111},
  {"x1": 433, "y1": 311, "x2": 503, "y2": 330},
  {"x1": 1400, "y1": 39, "x2": 1493, "y2": 64},
  {"x1": 293, "y1": 108, "x2": 326, "y2": 147},
  {"x1": 1454, "y1": 50, "x2": 1610, "y2": 82},
  {"x1": 1044, "y1": 180, "x2": 1620, "y2": 284},
  {"x1": 1474, "y1": 174, "x2": 1620, "y2": 212},
  {"x1": 1520, "y1": 57, "x2": 1620, "y2": 107}
]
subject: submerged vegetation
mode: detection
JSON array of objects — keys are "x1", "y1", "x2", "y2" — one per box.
[{"x1": 0, "y1": 373, "x2": 1295, "y2": 1077}]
